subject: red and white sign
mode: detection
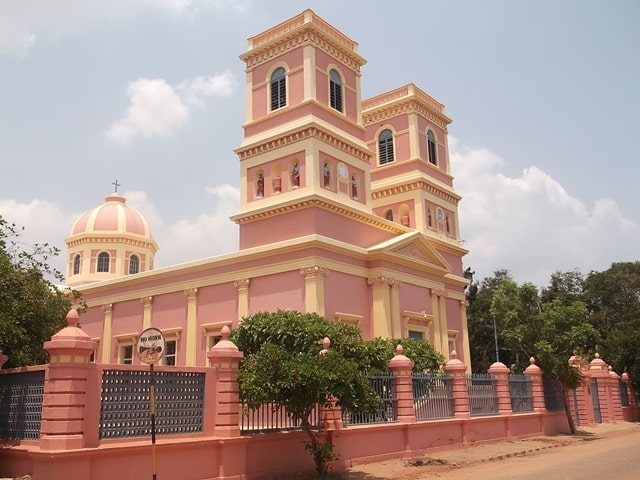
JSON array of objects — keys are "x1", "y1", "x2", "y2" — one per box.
[{"x1": 135, "y1": 327, "x2": 165, "y2": 365}]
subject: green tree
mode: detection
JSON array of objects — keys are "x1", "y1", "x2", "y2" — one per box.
[
  {"x1": 0, "y1": 216, "x2": 82, "y2": 367},
  {"x1": 232, "y1": 310, "x2": 444, "y2": 474},
  {"x1": 583, "y1": 262, "x2": 640, "y2": 391},
  {"x1": 491, "y1": 278, "x2": 600, "y2": 433}
]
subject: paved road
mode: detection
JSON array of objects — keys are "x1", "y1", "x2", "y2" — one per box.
[{"x1": 415, "y1": 423, "x2": 640, "y2": 480}]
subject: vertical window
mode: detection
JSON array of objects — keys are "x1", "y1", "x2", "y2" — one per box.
[
  {"x1": 129, "y1": 254, "x2": 139, "y2": 274},
  {"x1": 164, "y1": 340, "x2": 177, "y2": 366},
  {"x1": 121, "y1": 345, "x2": 133, "y2": 364},
  {"x1": 97, "y1": 252, "x2": 110, "y2": 273},
  {"x1": 427, "y1": 130, "x2": 437, "y2": 165},
  {"x1": 378, "y1": 129, "x2": 394, "y2": 164},
  {"x1": 73, "y1": 254, "x2": 81, "y2": 275},
  {"x1": 408, "y1": 330, "x2": 424, "y2": 340},
  {"x1": 329, "y1": 69, "x2": 343, "y2": 112},
  {"x1": 270, "y1": 67, "x2": 286, "y2": 110},
  {"x1": 385, "y1": 209, "x2": 394, "y2": 221}
]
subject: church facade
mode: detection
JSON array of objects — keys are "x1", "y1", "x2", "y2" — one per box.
[{"x1": 64, "y1": 10, "x2": 471, "y2": 368}]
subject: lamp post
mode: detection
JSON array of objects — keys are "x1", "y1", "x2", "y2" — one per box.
[{"x1": 492, "y1": 316, "x2": 499, "y2": 363}]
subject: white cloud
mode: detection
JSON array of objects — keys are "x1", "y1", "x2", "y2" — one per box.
[
  {"x1": 107, "y1": 78, "x2": 190, "y2": 145},
  {"x1": 107, "y1": 71, "x2": 236, "y2": 145},
  {"x1": 451, "y1": 140, "x2": 640, "y2": 286}
]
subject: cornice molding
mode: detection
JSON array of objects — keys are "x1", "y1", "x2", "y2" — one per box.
[
  {"x1": 66, "y1": 235, "x2": 158, "y2": 251},
  {"x1": 363, "y1": 98, "x2": 451, "y2": 131},
  {"x1": 371, "y1": 178, "x2": 461, "y2": 205},
  {"x1": 235, "y1": 125, "x2": 371, "y2": 164}
]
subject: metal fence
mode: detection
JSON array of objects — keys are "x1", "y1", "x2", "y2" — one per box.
[
  {"x1": 467, "y1": 374, "x2": 498, "y2": 416},
  {"x1": 240, "y1": 403, "x2": 322, "y2": 434},
  {"x1": 412, "y1": 373, "x2": 454, "y2": 420},
  {"x1": 0, "y1": 369, "x2": 45, "y2": 441},
  {"x1": 99, "y1": 369, "x2": 205, "y2": 439},
  {"x1": 509, "y1": 375, "x2": 533, "y2": 413},
  {"x1": 343, "y1": 373, "x2": 397, "y2": 426},
  {"x1": 542, "y1": 377, "x2": 565, "y2": 412},
  {"x1": 619, "y1": 380, "x2": 630, "y2": 407}
]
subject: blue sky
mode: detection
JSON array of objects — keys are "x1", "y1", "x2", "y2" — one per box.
[{"x1": 1, "y1": 0, "x2": 638, "y2": 286}]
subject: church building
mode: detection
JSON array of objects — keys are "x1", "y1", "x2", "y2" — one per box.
[{"x1": 64, "y1": 10, "x2": 471, "y2": 368}]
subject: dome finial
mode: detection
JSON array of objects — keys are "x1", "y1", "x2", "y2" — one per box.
[{"x1": 112, "y1": 179, "x2": 121, "y2": 193}]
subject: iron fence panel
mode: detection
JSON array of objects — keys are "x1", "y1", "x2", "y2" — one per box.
[
  {"x1": 240, "y1": 403, "x2": 322, "y2": 434},
  {"x1": 619, "y1": 380, "x2": 630, "y2": 407},
  {"x1": 412, "y1": 373, "x2": 454, "y2": 420},
  {"x1": 542, "y1": 377, "x2": 565, "y2": 412},
  {"x1": 467, "y1": 374, "x2": 498, "y2": 416},
  {"x1": 99, "y1": 369, "x2": 205, "y2": 439},
  {"x1": 0, "y1": 370, "x2": 45, "y2": 440},
  {"x1": 343, "y1": 373, "x2": 397, "y2": 426},
  {"x1": 509, "y1": 375, "x2": 533, "y2": 413}
]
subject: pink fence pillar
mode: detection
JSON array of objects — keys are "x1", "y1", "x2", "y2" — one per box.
[
  {"x1": 207, "y1": 326, "x2": 243, "y2": 437},
  {"x1": 524, "y1": 357, "x2": 546, "y2": 413},
  {"x1": 444, "y1": 351, "x2": 470, "y2": 418},
  {"x1": 41, "y1": 309, "x2": 97, "y2": 450},
  {"x1": 388, "y1": 345, "x2": 416, "y2": 424},
  {"x1": 589, "y1": 353, "x2": 615, "y2": 423},
  {"x1": 621, "y1": 372, "x2": 637, "y2": 406},
  {"x1": 608, "y1": 367, "x2": 624, "y2": 421},
  {"x1": 488, "y1": 362, "x2": 512, "y2": 415}
]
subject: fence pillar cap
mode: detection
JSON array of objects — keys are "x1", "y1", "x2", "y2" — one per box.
[
  {"x1": 208, "y1": 326, "x2": 243, "y2": 360},
  {"x1": 488, "y1": 361, "x2": 510, "y2": 374},
  {"x1": 43, "y1": 309, "x2": 97, "y2": 354},
  {"x1": 524, "y1": 357, "x2": 543, "y2": 375},
  {"x1": 388, "y1": 344, "x2": 414, "y2": 371},
  {"x1": 609, "y1": 365, "x2": 620, "y2": 379},
  {"x1": 444, "y1": 350, "x2": 466, "y2": 372},
  {"x1": 589, "y1": 352, "x2": 608, "y2": 371},
  {"x1": 622, "y1": 372, "x2": 630, "y2": 381}
]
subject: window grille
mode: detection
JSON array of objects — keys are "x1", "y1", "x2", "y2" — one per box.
[
  {"x1": 329, "y1": 69, "x2": 343, "y2": 112},
  {"x1": 270, "y1": 67, "x2": 286, "y2": 110},
  {"x1": 73, "y1": 254, "x2": 81, "y2": 275},
  {"x1": 0, "y1": 370, "x2": 45, "y2": 441},
  {"x1": 129, "y1": 254, "x2": 139, "y2": 274},
  {"x1": 427, "y1": 130, "x2": 437, "y2": 165},
  {"x1": 97, "y1": 251, "x2": 110, "y2": 272},
  {"x1": 378, "y1": 129, "x2": 394, "y2": 164}
]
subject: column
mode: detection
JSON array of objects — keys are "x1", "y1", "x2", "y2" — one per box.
[
  {"x1": 301, "y1": 266, "x2": 328, "y2": 316},
  {"x1": 460, "y1": 300, "x2": 472, "y2": 371},
  {"x1": 388, "y1": 345, "x2": 416, "y2": 423},
  {"x1": 100, "y1": 303, "x2": 113, "y2": 363},
  {"x1": 430, "y1": 289, "x2": 446, "y2": 354},
  {"x1": 443, "y1": 351, "x2": 470, "y2": 419},
  {"x1": 389, "y1": 279, "x2": 402, "y2": 339},
  {"x1": 524, "y1": 357, "x2": 546, "y2": 413},
  {"x1": 234, "y1": 279, "x2": 250, "y2": 322},
  {"x1": 141, "y1": 296, "x2": 153, "y2": 330},
  {"x1": 41, "y1": 309, "x2": 97, "y2": 450},
  {"x1": 488, "y1": 361, "x2": 512, "y2": 415},
  {"x1": 184, "y1": 288, "x2": 198, "y2": 367},
  {"x1": 369, "y1": 276, "x2": 391, "y2": 338}
]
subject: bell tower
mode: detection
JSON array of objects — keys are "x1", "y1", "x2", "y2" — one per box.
[{"x1": 232, "y1": 10, "x2": 375, "y2": 250}]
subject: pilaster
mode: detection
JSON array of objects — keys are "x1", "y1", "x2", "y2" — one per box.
[
  {"x1": 141, "y1": 296, "x2": 153, "y2": 330},
  {"x1": 301, "y1": 266, "x2": 328, "y2": 316},
  {"x1": 100, "y1": 303, "x2": 113, "y2": 363},
  {"x1": 184, "y1": 288, "x2": 198, "y2": 366},
  {"x1": 234, "y1": 279, "x2": 250, "y2": 322},
  {"x1": 368, "y1": 276, "x2": 391, "y2": 338},
  {"x1": 389, "y1": 279, "x2": 402, "y2": 339}
]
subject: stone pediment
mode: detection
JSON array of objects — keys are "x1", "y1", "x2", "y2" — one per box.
[{"x1": 369, "y1": 232, "x2": 451, "y2": 273}]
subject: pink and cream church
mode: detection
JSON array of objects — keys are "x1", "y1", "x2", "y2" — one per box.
[{"x1": 63, "y1": 10, "x2": 471, "y2": 369}]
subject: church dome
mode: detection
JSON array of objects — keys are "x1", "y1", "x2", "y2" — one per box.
[
  {"x1": 64, "y1": 192, "x2": 158, "y2": 286},
  {"x1": 69, "y1": 192, "x2": 153, "y2": 239}
]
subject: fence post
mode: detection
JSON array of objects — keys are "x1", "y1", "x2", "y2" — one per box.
[
  {"x1": 524, "y1": 357, "x2": 546, "y2": 413},
  {"x1": 207, "y1": 326, "x2": 243, "y2": 437},
  {"x1": 319, "y1": 337, "x2": 344, "y2": 430},
  {"x1": 388, "y1": 344, "x2": 416, "y2": 423},
  {"x1": 444, "y1": 351, "x2": 470, "y2": 418},
  {"x1": 608, "y1": 367, "x2": 624, "y2": 421},
  {"x1": 488, "y1": 362, "x2": 512, "y2": 415},
  {"x1": 40, "y1": 309, "x2": 97, "y2": 450},
  {"x1": 589, "y1": 353, "x2": 614, "y2": 423},
  {"x1": 621, "y1": 372, "x2": 637, "y2": 406}
]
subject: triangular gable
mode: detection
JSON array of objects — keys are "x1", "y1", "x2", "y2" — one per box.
[{"x1": 368, "y1": 231, "x2": 452, "y2": 273}]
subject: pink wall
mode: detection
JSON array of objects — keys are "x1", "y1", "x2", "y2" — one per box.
[{"x1": 249, "y1": 270, "x2": 304, "y2": 313}]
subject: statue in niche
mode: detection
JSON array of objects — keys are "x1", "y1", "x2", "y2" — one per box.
[
  {"x1": 291, "y1": 162, "x2": 300, "y2": 187},
  {"x1": 351, "y1": 175, "x2": 357, "y2": 199},
  {"x1": 256, "y1": 173, "x2": 264, "y2": 197},
  {"x1": 427, "y1": 209, "x2": 432, "y2": 227},
  {"x1": 323, "y1": 163, "x2": 330, "y2": 188}
]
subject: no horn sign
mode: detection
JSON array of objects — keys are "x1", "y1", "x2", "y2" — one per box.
[{"x1": 136, "y1": 327, "x2": 165, "y2": 365}]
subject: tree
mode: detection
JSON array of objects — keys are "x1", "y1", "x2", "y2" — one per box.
[
  {"x1": 0, "y1": 216, "x2": 82, "y2": 367},
  {"x1": 232, "y1": 309, "x2": 444, "y2": 474},
  {"x1": 491, "y1": 277, "x2": 600, "y2": 433},
  {"x1": 583, "y1": 262, "x2": 640, "y2": 392}
]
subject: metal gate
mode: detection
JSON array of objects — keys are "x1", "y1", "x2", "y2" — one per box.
[{"x1": 590, "y1": 378, "x2": 602, "y2": 423}]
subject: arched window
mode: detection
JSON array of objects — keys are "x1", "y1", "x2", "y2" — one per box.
[
  {"x1": 270, "y1": 67, "x2": 286, "y2": 111},
  {"x1": 427, "y1": 130, "x2": 437, "y2": 165},
  {"x1": 129, "y1": 254, "x2": 140, "y2": 275},
  {"x1": 378, "y1": 129, "x2": 394, "y2": 165},
  {"x1": 329, "y1": 69, "x2": 343, "y2": 112},
  {"x1": 97, "y1": 252, "x2": 110, "y2": 273},
  {"x1": 73, "y1": 254, "x2": 81, "y2": 275},
  {"x1": 385, "y1": 209, "x2": 394, "y2": 221}
]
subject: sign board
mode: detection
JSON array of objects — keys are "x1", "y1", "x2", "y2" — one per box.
[{"x1": 136, "y1": 327, "x2": 165, "y2": 365}]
